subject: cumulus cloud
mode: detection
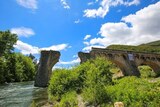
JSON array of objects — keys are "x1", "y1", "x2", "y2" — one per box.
[
  {"x1": 41, "y1": 44, "x2": 69, "y2": 51},
  {"x1": 83, "y1": 1, "x2": 160, "y2": 51},
  {"x1": 84, "y1": 0, "x2": 140, "y2": 18},
  {"x1": 60, "y1": 0, "x2": 70, "y2": 9},
  {"x1": 14, "y1": 40, "x2": 70, "y2": 55},
  {"x1": 14, "y1": 40, "x2": 39, "y2": 54},
  {"x1": 16, "y1": 0, "x2": 38, "y2": 10},
  {"x1": 84, "y1": 35, "x2": 91, "y2": 40},
  {"x1": 83, "y1": 42, "x2": 90, "y2": 46},
  {"x1": 59, "y1": 58, "x2": 80, "y2": 65},
  {"x1": 11, "y1": 27, "x2": 35, "y2": 37}
]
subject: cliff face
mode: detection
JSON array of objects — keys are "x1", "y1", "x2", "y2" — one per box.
[{"x1": 34, "y1": 50, "x2": 60, "y2": 87}]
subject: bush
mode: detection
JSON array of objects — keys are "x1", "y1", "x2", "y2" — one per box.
[
  {"x1": 82, "y1": 84, "x2": 109, "y2": 106},
  {"x1": 106, "y1": 76, "x2": 160, "y2": 106},
  {"x1": 48, "y1": 57, "x2": 114, "y2": 106},
  {"x1": 59, "y1": 91, "x2": 78, "y2": 107},
  {"x1": 139, "y1": 65, "x2": 156, "y2": 78},
  {"x1": 48, "y1": 69, "x2": 79, "y2": 101}
]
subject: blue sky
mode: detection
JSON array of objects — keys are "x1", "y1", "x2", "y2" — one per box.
[{"x1": 0, "y1": 0, "x2": 160, "y2": 68}]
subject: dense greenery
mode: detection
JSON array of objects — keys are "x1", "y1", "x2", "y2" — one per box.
[
  {"x1": 107, "y1": 45, "x2": 160, "y2": 53},
  {"x1": 48, "y1": 58, "x2": 160, "y2": 106},
  {"x1": 0, "y1": 31, "x2": 36, "y2": 84},
  {"x1": 107, "y1": 77, "x2": 160, "y2": 107},
  {"x1": 0, "y1": 30, "x2": 18, "y2": 56}
]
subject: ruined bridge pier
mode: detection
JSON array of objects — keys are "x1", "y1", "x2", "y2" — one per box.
[
  {"x1": 34, "y1": 50, "x2": 60, "y2": 87},
  {"x1": 78, "y1": 48, "x2": 160, "y2": 76}
]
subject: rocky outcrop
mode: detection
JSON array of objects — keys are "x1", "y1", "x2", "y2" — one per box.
[{"x1": 34, "y1": 50, "x2": 60, "y2": 87}]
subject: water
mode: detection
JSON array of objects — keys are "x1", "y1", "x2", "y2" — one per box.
[{"x1": 0, "y1": 81, "x2": 48, "y2": 107}]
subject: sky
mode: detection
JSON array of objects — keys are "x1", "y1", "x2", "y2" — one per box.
[{"x1": 0, "y1": 0, "x2": 160, "y2": 68}]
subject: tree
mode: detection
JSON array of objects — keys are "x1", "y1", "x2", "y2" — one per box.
[
  {"x1": 5, "y1": 53, "x2": 36, "y2": 82},
  {"x1": 0, "y1": 30, "x2": 18, "y2": 56}
]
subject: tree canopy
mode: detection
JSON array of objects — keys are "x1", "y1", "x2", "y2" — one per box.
[
  {"x1": 0, "y1": 30, "x2": 36, "y2": 84},
  {"x1": 0, "y1": 30, "x2": 18, "y2": 56}
]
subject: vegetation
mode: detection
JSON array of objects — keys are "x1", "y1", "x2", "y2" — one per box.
[
  {"x1": 107, "y1": 77, "x2": 160, "y2": 107},
  {"x1": 0, "y1": 30, "x2": 36, "y2": 84},
  {"x1": 107, "y1": 45, "x2": 160, "y2": 53},
  {"x1": 140, "y1": 40, "x2": 160, "y2": 47},
  {"x1": 139, "y1": 65, "x2": 156, "y2": 78},
  {"x1": 0, "y1": 30, "x2": 18, "y2": 56},
  {"x1": 48, "y1": 58, "x2": 160, "y2": 106}
]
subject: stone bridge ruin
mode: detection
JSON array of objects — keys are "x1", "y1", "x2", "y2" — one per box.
[
  {"x1": 34, "y1": 50, "x2": 60, "y2": 87},
  {"x1": 78, "y1": 48, "x2": 160, "y2": 76},
  {"x1": 34, "y1": 48, "x2": 160, "y2": 87}
]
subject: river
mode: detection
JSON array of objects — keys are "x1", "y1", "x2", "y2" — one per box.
[{"x1": 0, "y1": 81, "x2": 48, "y2": 107}]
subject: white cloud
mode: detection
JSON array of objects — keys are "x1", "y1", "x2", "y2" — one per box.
[
  {"x1": 88, "y1": 0, "x2": 99, "y2": 5},
  {"x1": 84, "y1": 35, "x2": 91, "y2": 40},
  {"x1": 59, "y1": 58, "x2": 80, "y2": 65},
  {"x1": 88, "y1": 2, "x2": 94, "y2": 6},
  {"x1": 11, "y1": 27, "x2": 35, "y2": 37},
  {"x1": 14, "y1": 40, "x2": 39, "y2": 55},
  {"x1": 14, "y1": 41, "x2": 70, "y2": 55},
  {"x1": 16, "y1": 0, "x2": 38, "y2": 10},
  {"x1": 52, "y1": 66, "x2": 63, "y2": 70},
  {"x1": 83, "y1": 42, "x2": 90, "y2": 46},
  {"x1": 74, "y1": 19, "x2": 80, "y2": 24},
  {"x1": 85, "y1": 1, "x2": 160, "y2": 48},
  {"x1": 82, "y1": 45, "x2": 105, "y2": 52},
  {"x1": 60, "y1": 0, "x2": 70, "y2": 9},
  {"x1": 84, "y1": 0, "x2": 140, "y2": 18},
  {"x1": 41, "y1": 44, "x2": 69, "y2": 51}
]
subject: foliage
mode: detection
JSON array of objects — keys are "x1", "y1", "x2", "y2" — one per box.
[
  {"x1": 106, "y1": 76, "x2": 160, "y2": 106},
  {"x1": 82, "y1": 84, "x2": 109, "y2": 106},
  {"x1": 80, "y1": 58, "x2": 113, "y2": 106},
  {"x1": 0, "y1": 53, "x2": 36, "y2": 83},
  {"x1": 139, "y1": 65, "x2": 156, "y2": 78},
  {"x1": 107, "y1": 44, "x2": 160, "y2": 53},
  {"x1": 0, "y1": 30, "x2": 18, "y2": 56},
  {"x1": 0, "y1": 30, "x2": 36, "y2": 83},
  {"x1": 48, "y1": 69, "x2": 79, "y2": 101},
  {"x1": 0, "y1": 57, "x2": 6, "y2": 83},
  {"x1": 59, "y1": 91, "x2": 78, "y2": 107},
  {"x1": 140, "y1": 40, "x2": 160, "y2": 47},
  {"x1": 48, "y1": 57, "x2": 113, "y2": 106},
  {"x1": 48, "y1": 56, "x2": 160, "y2": 106}
]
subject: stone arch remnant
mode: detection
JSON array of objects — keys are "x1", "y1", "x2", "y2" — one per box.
[{"x1": 34, "y1": 50, "x2": 60, "y2": 87}]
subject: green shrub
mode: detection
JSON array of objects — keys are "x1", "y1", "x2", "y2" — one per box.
[
  {"x1": 59, "y1": 91, "x2": 78, "y2": 107},
  {"x1": 48, "y1": 57, "x2": 114, "y2": 105},
  {"x1": 48, "y1": 69, "x2": 79, "y2": 101},
  {"x1": 106, "y1": 76, "x2": 160, "y2": 106},
  {"x1": 82, "y1": 84, "x2": 110, "y2": 106},
  {"x1": 138, "y1": 65, "x2": 156, "y2": 78}
]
